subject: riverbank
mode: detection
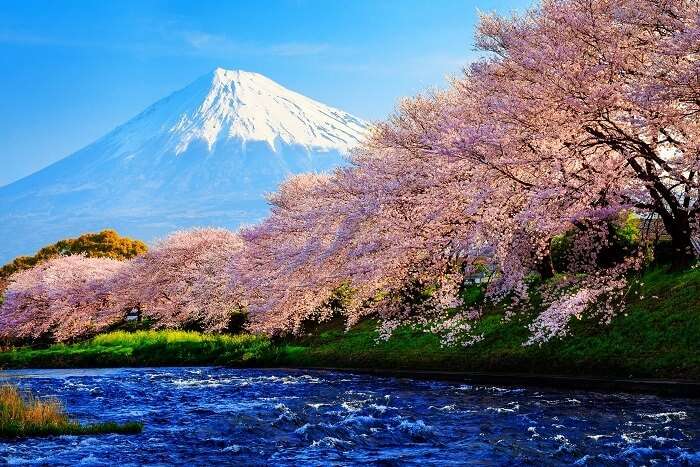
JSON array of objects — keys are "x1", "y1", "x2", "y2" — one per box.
[
  {"x1": 0, "y1": 384, "x2": 142, "y2": 438},
  {"x1": 0, "y1": 267, "x2": 698, "y2": 389},
  {"x1": 310, "y1": 368, "x2": 700, "y2": 397},
  {"x1": 284, "y1": 267, "x2": 700, "y2": 380}
]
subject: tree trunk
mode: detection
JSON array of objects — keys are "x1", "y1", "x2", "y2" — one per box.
[
  {"x1": 617, "y1": 152, "x2": 698, "y2": 270},
  {"x1": 661, "y1": 211, "x2": 696, "y2": 271},
  {"x1": 535, "y1": 242, "x2": 555, "y2": 280}
]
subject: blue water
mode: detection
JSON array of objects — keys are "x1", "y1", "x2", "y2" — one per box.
[{"x1": 0, "y1": 368, "x2": 698, "y2": 466}]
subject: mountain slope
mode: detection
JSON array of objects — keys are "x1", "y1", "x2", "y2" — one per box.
[{"x1": 0, "y1": 68, "x2": 368, "y2": 263}]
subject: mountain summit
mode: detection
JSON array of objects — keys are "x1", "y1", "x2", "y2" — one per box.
[
  {"x1": 0, "y1": 68, "x2": 369, "y2": 262},
  {"x1": 116, "y1": 68, "x2": 366, "y2": 157},
  {"x1": 168, "y1": 68, "x2": 366, "y2": 152}
]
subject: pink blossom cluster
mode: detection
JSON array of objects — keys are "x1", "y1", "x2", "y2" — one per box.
[
  {"x1": 232, "y1": 0, "x2": 699, "y2": 342},
  {"x1": 108, "y1": 228, "x2": 243, "y2": 333},
  {"x1": 2, "y1": 0, "x2": 699, "y2": 346},
  {"x1": 0, "y1": 255, "x2": 126, "y2": 342},
  {"x1": 0, "y1": 228, "x2": 242, "y2": 342},
  {"x1": 527, "y1": 252, "x2": 645, "y2": 345}
]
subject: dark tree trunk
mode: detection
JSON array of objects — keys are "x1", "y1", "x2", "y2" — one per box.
[
  {"x1": 535, "y1": 242, "x2": 555, "y2": 280},
  {"x1": 624, "y1": 157, "x2": 696, "y2": 271},
  {"x1": 663, "y1": 213, "x2": 697, "y2": 271}
]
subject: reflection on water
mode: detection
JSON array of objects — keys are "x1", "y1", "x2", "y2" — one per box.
[{"x1": 0, "y1": 367, "x2": 698, "y2": 465}]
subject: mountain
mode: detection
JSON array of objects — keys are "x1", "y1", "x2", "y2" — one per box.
[{"x1": 0, "y1": 68, "x2": 368, "y2": 263}]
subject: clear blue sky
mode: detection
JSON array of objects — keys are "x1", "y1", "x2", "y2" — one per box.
[{"x1": 0, "y1": 0, "x2": 532, "y2": 186}]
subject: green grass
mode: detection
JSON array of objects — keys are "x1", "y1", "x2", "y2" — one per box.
[
  {"x1": 0, "y1": 330, "x2": 275, "y2": 369},
  {"x1": 276, "y1": 267, "x2": 700, "y2": 379},
  {"x1": 0, "y1": 420, "x2": 144, "y2": 438},
  {"x1": 0, "y1": 267, "x2": 698, "y2": 380},
  {"x1": 0, "y1": 384, "x2": 142, "y2": 438}
]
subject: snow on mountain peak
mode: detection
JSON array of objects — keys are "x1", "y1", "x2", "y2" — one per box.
[
  {"x1": 148, "y1": 67, "x2": 369, "y2": 155},
  {"x1": 0, "y1": 68, "x2": 370, "y2": 263}
]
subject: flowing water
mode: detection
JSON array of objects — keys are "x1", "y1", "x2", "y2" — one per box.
[{"x1": 0, "y1": 367, "x2": 698, "y2": 465}]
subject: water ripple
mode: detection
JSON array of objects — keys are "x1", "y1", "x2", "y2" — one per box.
[{"x1": 0, "y1": 367, "x2": 697, "y2": 465}]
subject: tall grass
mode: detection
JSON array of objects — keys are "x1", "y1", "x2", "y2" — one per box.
[
  {"x1": 0, "y1": 384, "x2": 142, "y2": 438},
  {"x1": 91, "y1": 329, "x2": 262, "y2": 347},
  {"x1": 89, "y1": 329, "x2": 274, "y2": 364}
]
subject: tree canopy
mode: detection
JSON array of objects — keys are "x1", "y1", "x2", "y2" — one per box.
[{"x1": 0, "y1": 229, "x2": 147, "y2": 282}]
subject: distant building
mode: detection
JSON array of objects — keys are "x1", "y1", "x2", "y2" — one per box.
[
  {"x1": 463, "y1": 256, "x2": 495, "y2": 285},
  {"x1": 125, "y1": 307, "x2": 141, "y2": 322}
]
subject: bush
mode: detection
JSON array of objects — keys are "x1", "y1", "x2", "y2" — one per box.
[{"x1": 0, "y1": 229, "x2": 147, "y2": 283}]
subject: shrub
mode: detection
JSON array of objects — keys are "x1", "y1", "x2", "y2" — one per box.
[{"x1": 0, "y1": 229, "x2": 146, "y2": 286}]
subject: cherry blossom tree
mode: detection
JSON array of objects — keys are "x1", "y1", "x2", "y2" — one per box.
[
  {"x1": 109, "y1": 228, "x2": 244, "y2": 332},
  {"x1": 0, "y1": 229, "x2": 147, "y2": 301},
  {"x1": 232, "y1": 136, "x2": 494, "y2": 335},
  {"x1": 460, "y1": 0, "x2": 700, "y2": 269},
  {"x1": 0, "y1": 255, "x2": 126, "y2": 342},
  {"x1": 237, "y1": 0, "x2": 699, "y2": 343},
  {"x1": 344, "y1": 0, "x2": 699, "y2": 342},
  {"x1": 0, "y1": 228, "x2": 243, "y2": 342}
]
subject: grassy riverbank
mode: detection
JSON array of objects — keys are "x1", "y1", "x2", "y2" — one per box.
[
  {"x1": 0, "y1": 267, "x2": 698, "y2": 380},
  {"x1": 279, "y1": 267, "x2": 700, "y2": 380},
  {"x1": 0, "y1": 331, "x2": 274, "y2": 369},
  {"x1": 0, "y1": 384, "x2": 142, "y2": 438}
]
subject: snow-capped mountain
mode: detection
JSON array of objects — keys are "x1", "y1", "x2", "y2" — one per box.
[{"x1": 0, "y1": 68, "x2": 369, "y2": 263}]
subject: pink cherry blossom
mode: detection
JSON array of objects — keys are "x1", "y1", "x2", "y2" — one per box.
[
  {"x1": 0, "y1": 255, "x2": 126, "y2": 342},
  {"x1": 108, "y1": 228, "x2": 244, "y2": 333}
]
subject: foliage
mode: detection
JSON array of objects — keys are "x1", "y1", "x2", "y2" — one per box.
[
  {"x1": 0, "y1": 384, "x2": 142, "y2": 438},
  {"x1": 0, "y1": 229, "x2": 146, "y2": 281}
]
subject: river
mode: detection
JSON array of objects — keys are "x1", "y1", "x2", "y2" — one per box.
[{"x1": 0, "y1": 367, "x2": 697, "y2": 465}]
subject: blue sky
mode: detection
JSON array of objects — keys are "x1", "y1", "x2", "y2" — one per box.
[{"x1": 0, "y1": 0, "x2": 532, "y2": 186}]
